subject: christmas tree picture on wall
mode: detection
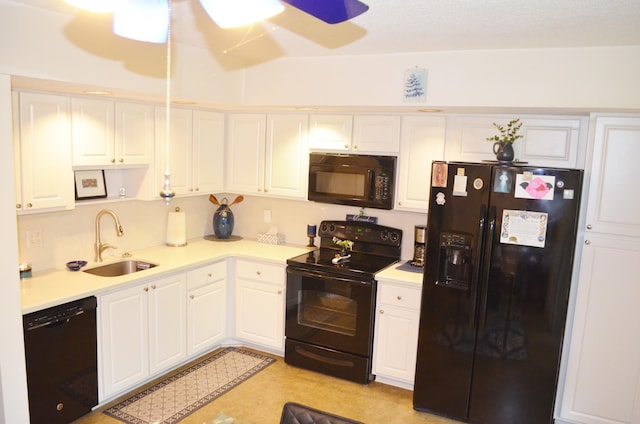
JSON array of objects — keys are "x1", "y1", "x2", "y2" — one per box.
[{"x1": 403, "y1": 67, "x2": 427, "y2": 102}]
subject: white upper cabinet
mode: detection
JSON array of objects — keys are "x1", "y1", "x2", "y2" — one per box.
[
  {"x1": 226, "y1": 113, "x2": 308, "y2": 199},
  {"x1": 154, "y1": 108, "x2": 224, "y2": 197},
  {"x1": 308, "y1": 114, "x2": 400, "y2": 154},
  {"x1": 72, "y1": 98, "x2": 153, "y2": 168},
  {"x1": 308, "y1": 114, "x2": 353, "y2": 151},
  {"x1": 14, "y1": 91, "x2": 74, "y2": 213},
  {"x1": 265, "y1": 114, "x2": 309, "y2": 198},
  {"x1": 352, "y1": 115, "x2": 401, "y2": 153},
  {"x1": 395, "y1": 116, "x2": 446, "y2": 212},
  {"x1": 444, "y1": 115, "x2": 586, "y2": 168},
  {"x1": 584, "y1": 116, "x2": 640, "y2": 237}
]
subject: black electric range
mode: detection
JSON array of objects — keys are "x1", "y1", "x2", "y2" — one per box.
[
  {"x1": 286, "y1": 220, "x2": 403, "y2": 279},
  {"x1": 285, "y1": 220, "x2": 403, "y2": 384}
]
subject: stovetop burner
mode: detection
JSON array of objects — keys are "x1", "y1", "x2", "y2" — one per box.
[{"x1": 287, "y1": 220, "x2": 402, "y2": 279}]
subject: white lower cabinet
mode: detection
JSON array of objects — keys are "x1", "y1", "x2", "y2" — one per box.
[
  {"x1": 99, "y1": 273, "x2": 186, "y2": 400},
  {"x1": 234, "y1": 259, "x2": 285, "y2": 352},
  {"x1": 559, "y1": 235, "x2": 640, "y2": 424},
  {"x1": 187, "y1": 262, "x2": 227, "y2": 356},
  {"x1": 373, "y1": 279, "x2": 422, "y2": 388}
]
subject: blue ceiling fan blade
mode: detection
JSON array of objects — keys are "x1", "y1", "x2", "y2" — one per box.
[{"x1": 281, "y1": 0, "x2": 369, "y2": 24}]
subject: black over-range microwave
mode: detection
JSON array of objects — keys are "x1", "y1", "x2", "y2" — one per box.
[{"x1": 308, "y1": 153, "x2": 396, "y2": 210}]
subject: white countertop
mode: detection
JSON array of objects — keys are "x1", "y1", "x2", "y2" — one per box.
[
  {"x1": 376, "y1": 260, "x2": 424, "y2": 286},
  {"x1": 20, "y1": 237, "x2": 423, "y2": 314},
  {"x1": 20, "y1": 237, "x2": 311, "y2": 314}
]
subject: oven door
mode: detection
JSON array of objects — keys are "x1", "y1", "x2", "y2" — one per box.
[{"x1": 285, "y1": 266, "x2": 376, "y2": 356}]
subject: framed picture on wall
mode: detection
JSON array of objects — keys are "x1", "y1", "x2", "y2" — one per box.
[{"x1": 74, "y1": 170, "x2": 107, "y2": 200}]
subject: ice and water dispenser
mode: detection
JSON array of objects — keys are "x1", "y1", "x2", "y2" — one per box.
[{"x1": 436, "y1": 231, "x2": 472, "y2": 290}]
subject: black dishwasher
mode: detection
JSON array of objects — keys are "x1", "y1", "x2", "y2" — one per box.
[{"x1": 23, "y1": 296, "x2": 98, "y2": 424}]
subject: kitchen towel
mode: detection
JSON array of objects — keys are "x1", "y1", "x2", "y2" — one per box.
[{"x1": 166, "y1": 209, "x2": 186, "y2": 246}]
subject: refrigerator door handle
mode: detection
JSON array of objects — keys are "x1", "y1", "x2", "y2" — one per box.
[
  {"x1": 478, "y1": 206, "x2": 497, "y2": 331},
  {"x1": 470, "y1": 204, "x2": 487, "y2": 330}
]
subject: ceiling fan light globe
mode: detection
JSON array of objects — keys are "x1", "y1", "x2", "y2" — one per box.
[
  {"x1": 199, "y1": 0, "x2": 284, "y2": 28},
  {"x1": 113, "y1": 0, "x2": 169, "y2": 43}
]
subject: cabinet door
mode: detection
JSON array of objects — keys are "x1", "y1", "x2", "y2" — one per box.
[
  {"x1": 395, "y1": 116, "x2": 446, "y2": 211},
  {"x1": 308, "y1": 114, "x2": 353, "y2": 151},
  {"x1": 155, "y1": 107, "x2": 192, "y2": 196},
  {"x1": 373, "y1": 306, "x2": 420, "y2": 384},
  {"x1": 192, "y1": 110, "x2": 224, "y2": 194},
  {"x1": 187, "y1": 262, "x2": 226, "y2": 356},
  {"x1": 99, "y1": 283, "x2": 149, "y2": 400},
  {"x1": 148, "y1": 273, "x2": 187, "y2": 375},
  {"x1": 71, "y1": 97, "x2": 115, "y2": 167},
  {"x1": 16, "y1": 92, "x2": 74, "y2": 212},
  {"x1": 444, "y1": 115, "x2": 584, "y2": 167},
  {"x1": 115, "y1": 102, "x2": 153, "y2": 165},
  {"x1": 265, "y1": 114, "x2": 308, "y2": 198},
  {"x1": 585, "y1": 116, "x2": 640, "y2": 237},
  {"x1": 235, "y1": 279, "x2": 284, "y2": 350},
  {"x1": 352, "y1": 115, "x2": 401, "y2": 153},
  {"x1": 226, "y1": 114, "x2": 266, "y2": 194},
  {"x1": 560, "y1": 235, "x2": 640, "y2": 424},
  {"x1": 188, "y1": 281, "x2": 226, "y2": 356}
]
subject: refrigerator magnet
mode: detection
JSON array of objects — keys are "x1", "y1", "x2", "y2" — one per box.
[
  {"x1": 453, "y1": 175, "x2": 468, "y2": 196},
  {"x1": 473, "y1": 178, "x2": 484, "y2": 190},
  {"x1": 515, "y1": 174, "x2": 555, "y2": 200},
  {"x1": 435, "y1": 192, "x2": 446, "y2": 205},
  {"x1": 432, "y1": 163, "x2": 448, "y2": 187},
  {"x1": 494, "y1": 169, "x2": 512, "y2": 193}
]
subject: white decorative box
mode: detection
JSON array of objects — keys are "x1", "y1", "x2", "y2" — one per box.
[{"x1": 257, "y1": 232, "x2": 286, "y2": 245}]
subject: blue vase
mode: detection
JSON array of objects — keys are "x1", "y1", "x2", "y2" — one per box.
[{"x1": 213, "y1": 205, "x2": 234, "y2": 239}]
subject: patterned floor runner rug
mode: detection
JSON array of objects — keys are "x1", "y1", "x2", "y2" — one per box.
[{"x1": 104, "y1": 347, "x2": 275, "y2": 424}]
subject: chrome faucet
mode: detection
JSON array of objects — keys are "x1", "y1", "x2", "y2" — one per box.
[{"x1": 95, "y1": 209, "x2": 124, "y2": 262}]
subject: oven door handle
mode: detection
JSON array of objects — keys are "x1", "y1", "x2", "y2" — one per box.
[{"x1": 287, "y1": 267, "x2": 373, "y2": 286}]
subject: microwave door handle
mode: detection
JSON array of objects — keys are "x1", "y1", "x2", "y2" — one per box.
[{"x1": 368, "y1": 170, "x2": 374, "y2": 201}]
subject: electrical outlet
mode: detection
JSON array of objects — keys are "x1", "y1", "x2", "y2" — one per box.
[
  {"x1": 26, "y1": 230, "x2": 43, "y2": 248},
  {"x1": 263, "y1": 209, "x2": 272, "y2": 224}
]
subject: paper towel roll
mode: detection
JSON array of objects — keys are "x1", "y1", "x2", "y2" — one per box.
[{"x1": 166, "y1": 210, "x2": 187, "y2": 247}]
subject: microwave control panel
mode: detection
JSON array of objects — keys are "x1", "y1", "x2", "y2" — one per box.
[{"x1": 374, "y1": 173, "x2": 391, "y2": 200}]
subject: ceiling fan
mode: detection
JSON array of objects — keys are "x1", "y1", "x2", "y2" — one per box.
[{"x1": 65, "y1": 0, "x2": 370, "y2": 43}]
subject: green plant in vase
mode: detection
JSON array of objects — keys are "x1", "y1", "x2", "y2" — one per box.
[{"x1": 487, "y1": 118, "x2": 522, "y2": 162}]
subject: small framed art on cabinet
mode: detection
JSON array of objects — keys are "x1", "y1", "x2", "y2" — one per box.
[{"x1": 74, "y1": 170, "x2": 107, "y2": 200}]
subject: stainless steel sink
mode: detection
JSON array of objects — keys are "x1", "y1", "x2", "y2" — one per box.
[{"x1": 83, "y1": 260, "x2": 157, "y2": 277}]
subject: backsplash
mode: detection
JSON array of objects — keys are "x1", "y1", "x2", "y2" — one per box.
[{"x1": 17, "y1": 195, "x2": 426, "y2": 272}]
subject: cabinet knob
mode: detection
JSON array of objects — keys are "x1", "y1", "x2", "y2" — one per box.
[
  {"x1": 144, "y1": 287, "x2": 149, "y2": 292},
  {"x1": 585, "y1": 240, "x2": 591, "y2": 245},
  {"x1": 151, "y1": 284, "x2": 156, "y2": 290},
  {"x1": 56, "y1": 403, "x2": 64, "y2": 412},
  {"x1": 398, "y1": 202, "x2": 402, "y2": 206},
  {"x1": 586, "y1": 224, "x2": 593, "y2": 230},
  {"x1": 16, "y1": 203, "x2": 21, "y2": 209},
  {"x1": 345, "y1": 144, "x2": 351, "y2": 149},
  {"x1": 257, "y1": 188, "x2": 262, "y2": 192},
  {"x1": 119, "y1": 158, "x2": 124, "y2": 163},
  {"x1": 379, "y1": 309, "x2": 384, "y2": 314},
  {"x1": 397, "y1": 295, "x2": 402, "y2": 300},
  {"x1": 277, "y1": 290, "x2": 282, "y2": 295},
  {"x1": 256, "y1": 271, "x2": 262, "y2": 276},
  {"x1": 208, "y1": 273, "x2": 212, "y2": 277},
  {"x1": 190, "y1": 294, "x2": 195, "y2": 299},
  {"x1": 111, "y1": 158, "x2": 116, "y2": 163},
  {"x1": 26, "y1": 203, "x2": 32, "y2": 208}
]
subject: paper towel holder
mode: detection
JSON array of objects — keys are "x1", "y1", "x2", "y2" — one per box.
[{"x1": 166, "y1": 206, "x2": 188, "y2": 247}]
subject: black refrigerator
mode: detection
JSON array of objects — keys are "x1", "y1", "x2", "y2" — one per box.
[{"x1": 413, "y1": 161, "x2": 583, "y2": 424}]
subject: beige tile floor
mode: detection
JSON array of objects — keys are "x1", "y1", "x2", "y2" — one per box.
[{"x1": 73, "y1": 347, "x2": 463, "y2": 424}]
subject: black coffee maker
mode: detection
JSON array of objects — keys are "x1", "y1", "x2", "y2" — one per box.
[{"x1": 411, "y1": 225, "x2": 427, "y2": 267}]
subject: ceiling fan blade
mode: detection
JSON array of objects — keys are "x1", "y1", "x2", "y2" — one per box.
[{"x1": 282, "y1": 0, "x2": 369, "y2": 24}]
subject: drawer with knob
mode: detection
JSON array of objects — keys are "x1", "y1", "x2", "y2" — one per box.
[{"x1": 378, "y1": 283, "x2": 421, "y2": 310}]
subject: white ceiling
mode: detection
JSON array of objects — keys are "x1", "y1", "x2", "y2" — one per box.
[{"x1": 12, "y1": 0, "x2": 640, "y2": 65}]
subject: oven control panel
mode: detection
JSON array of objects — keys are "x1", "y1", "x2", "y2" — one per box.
[{"x1": 318, "y1": 220, "x2": 402, "y2": 247}]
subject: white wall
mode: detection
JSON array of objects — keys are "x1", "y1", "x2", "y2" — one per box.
[
  {"x1": 0, "y1": 74, "x2": 30, "y2": 423},
  {"x1": 242, "y1": 47, "x2": 640, "y2": 111},
  {"x1": 0, "y1": 0, "x2": 244, "y2": 104}
]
